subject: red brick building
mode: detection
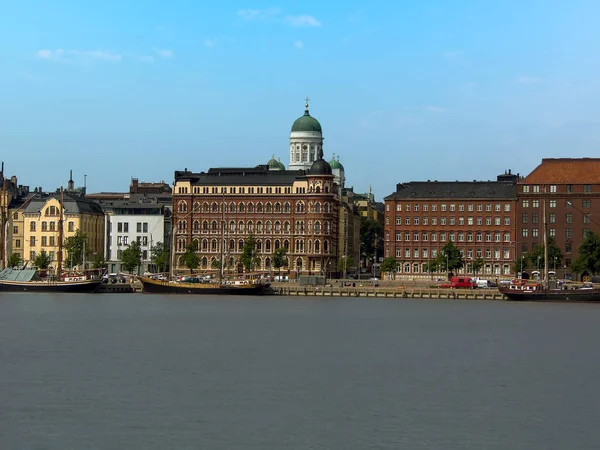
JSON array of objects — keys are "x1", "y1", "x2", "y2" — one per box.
[
  {"x1": 517, "y1": 158, "x2": 600, "y2": 276},
  {"x1": 384, "y1": 171, "x2": 519, "y2": 276},
  {"x1": 172, "y1": 155, "x2": 339, "y2": 277}
]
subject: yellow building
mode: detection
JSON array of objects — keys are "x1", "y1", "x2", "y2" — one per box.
[{"x1": 21, "y1": 193, "x2": 105, "y2": 270}]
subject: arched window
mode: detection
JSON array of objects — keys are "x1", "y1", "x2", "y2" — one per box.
[
  {"x1": 211, "y1": 202, "x2": 218, "y2": 213},
  {"x1": 284, "y1": 239, "x2": 290, "y2": 250},
  {"x1": 229, "y1": 239, "x2": 235, "y2": 251},
  {"x1": 323, "y1": 240, "x2": 329, "y2": 253},
  {"x1": 265, "y1": 257, "x2": 271, "y2": 268},
  {"x1": 265, "y1": 221, "x2": 272, "y2": 233},
  {"x1": 247, "y1": 221, "x2": 254, "y2": 233},
  {"x1": 315, "y1": 186, "x2": 321, "y2": 193},
  {"x1": 256, "y1": 240, "x2": 263, "y2": 251},
  {"x1": 296, "y1": 202, "x2": 305, "y2": 213},
  {"x1": 274, "y1": 221, "x2": 281, "y2": 232},
  {"x1": 256, "y1": 203, "x2": 263, "y2": 213},
  {"x1": 315, "y1": 240, "x2": 320, "y2": 253},
  {"x1": 193, "y1": 220, "x2": 200, "y2": 232},
  {"x1": 192, "y1": 239, "x2": 199, "y2": 251},
  {"x1": 211, "y1": 220, "x2": 218, "y2": 232},
  {"x1": 229, "y1": 221, "x2": 235, "y2": 232},
  {"x1": 238, "y1": 240, "x2": 244, "y2": 251},
  {"x1": 265, "y1": 240, "x2": 271, "y2": 252},
  {"x1": 284, "y1": 221, "x2": 290, "y2": 233},
  {"x1": 275, "y1": 202, "x2": 281, "y2": 213},
  {"x1": 178, "y1": 219, "x2": 188, "y2": 232},
  {"x1": 274, "y1": 239, "x2": 280, "y2": 250},
  {"x1": 229, "y1": 203, "x2": 236, "y2": 213},
  {"x1": 202, "y1": 239, "x2": 208, "y2": 250},
  {"x1": 324, "y1": 185, "x2": 329, "y2": 193},
  {"x1": 238, "y1": 221, "x2": 245, "y2": 233},
  {"x1": 178, "y1": 201, "x2": 187, "y2": 213},
  {"x1": 315, "y1": 221, "x2": 321, "y2": 233},
  {"x1": 315, "y1": 203, "x2": 321, "y2": 213},
  {"x1": 247, "y1": 203, "x2": 255, "y2": 213},
  {"x1": 324, "y1": 202, "x2": 330, "y2": 213},
  {"x1": 203, "y1": 220, "x2": 209, "y2": 232},
  {"x1": 283, "y1": 202, "x2": 291, "y2": 213},
  {"x1": 238, "y1": 203, "x2": 245, "y2": 213},
  {"x1": 265, "y1": 202, "x2": 273, "y2": 213},
  {"x1": 193, "y1": 201, "x2": 201, "y2": 212},
  {"x1": 256, "y1": 221, "x2": 263, "y2": 233},
  {"x1": 211, "y1": 239, "x2": 217, "y2": 251},
  {"x1": 203, "y1": 202, "x2": 209, "y2": 213},
  {"x1": 202, "y1": 257, "x2": 208, "y2": 268}
]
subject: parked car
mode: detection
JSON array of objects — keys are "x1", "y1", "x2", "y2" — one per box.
[{"x1": 438, "y1": 276, "x2": 477, "y2": 289}]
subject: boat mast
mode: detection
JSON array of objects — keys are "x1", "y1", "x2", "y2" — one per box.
[
  {"x1": 219, "y1": 187, "x2": 225, "y2": 282},
  {"x1": 0, "y1": 169, "x2": 5, "y2": 270},
  {"x1": 543, "y1": 186, "x2": 549, "y2": 285},
  {"x1": 57, "y1": 187, "x2": 64, "y2": 279},
  {"x1": 169, "y1": 221, "x2": 176, "y2": 279}
]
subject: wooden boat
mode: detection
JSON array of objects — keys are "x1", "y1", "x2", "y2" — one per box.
[
  {"x1": 138, "y1": 275, "x2": 271, "y2": 295},
  {"x1": 0, "y1": 269, "x2": 101, "y2": 292}
]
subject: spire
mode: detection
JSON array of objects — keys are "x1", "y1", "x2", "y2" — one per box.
[
  {"x1": 69, "y1": 169, "x2": 73, "y2": 182},
  {"x1": 304, "y1": 96, "x2": 310, "y2": 115},
  {"x1": 68, "y1": 169, "x2": 74, "y2": 192}
]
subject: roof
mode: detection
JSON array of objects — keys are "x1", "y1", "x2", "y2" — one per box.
[
  {"x1": 384, "y1": 181, "x2": 517, "y2": 201},
  {"x1": 23, "y1": 193, "x2": 104, "y2": 216},
  {"x1": 524, "y1": 158, "x2": 600, "y2": 184},
  {"x1": 291, "y1": 110, "x2": 322, "y2": 133},
  {"x1": 175, "y1": 165, "x2": 310, "y2": 186}
]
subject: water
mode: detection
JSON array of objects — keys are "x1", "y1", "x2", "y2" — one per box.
[{"x1": 1, "y1": 294, "x2": 599, "y2": 449}]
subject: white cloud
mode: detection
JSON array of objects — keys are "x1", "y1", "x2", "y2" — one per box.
[
  {"x1": 294, "y1": 40, "x2": 304, "y2": 49},
  {"x1": 204, "y1": 39, "x2": 216, "y2": 47},
  {"x1": 517, "y1": 76, "x2": 542, "y2": 85},
  {"x1": 36, "y1": 48, "x2": 121, "y2": 62},
  {"x1": 237, "y1": 8, "x2": 281, "y2": 20},
  {"x1": 423, "y1": 105, "x2": 445, "y2": 113},
  {"x1": 36, "y1": 49, "x2": 66, "y2": 61},
  {"x1": 285, "y1": 15, "x2": 321, "y2": 27},
  {"x1": 156, "y1": 49, "x2": 173, "y2": 58}
]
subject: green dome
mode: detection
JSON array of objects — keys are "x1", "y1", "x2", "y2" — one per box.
[
  {"x1": 291, "y1": 110, "x2": 322, "y2": 133},
  {"x1": 329, "y1": 155, "x2": 344, "y2": 171},
  {"x1": 267, "y1": 155, "x2": 285, "y2": 171}
]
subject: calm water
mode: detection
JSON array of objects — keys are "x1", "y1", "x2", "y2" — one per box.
[{"x1": 1, "y1": 294, "x2": 599, "y2": 449}]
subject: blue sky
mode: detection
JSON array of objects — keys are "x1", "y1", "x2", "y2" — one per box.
[{"x1": 2, "y1": 0, "x2": 600, "y2": 199}]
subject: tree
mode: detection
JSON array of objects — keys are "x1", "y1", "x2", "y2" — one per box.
[
  {"x1": 471, "y1": 257, "x2": 485, "y2": 277},
  {"x1": 212, "y1": 258, "x2": 223, "y2": 271},
  {"x1": 240, "y1": 234, "x2": 260, "y2": 272},
  {"x1": 440, "y1": 241, "x2": 464, "y2": 273},
  {"x1": 337, "y1": 254, "x2": 355, "y2": 274},
  {"x1": 423, "y1": 260, "x2": 440, "y2": 279},
  {"x1": 360, "y1": 216, "x2": 383, "y2": 267},
  {"x1": 512, "y1": 254, "x2": 529, "y2": 277},
  {"x1": 380, "y1": 256, "x2": 399, "y2": 279},
  {"x1": 91, "y1": 254, "x2": 106, "y2": 269},
  {"x1": 150, "y1": 242, "x2": 170, "y2": 273},
  {"x1": 527, "y1": 237, "x2": 563, "y2": 271},
  {"x1": 120, "y1": 241, "x2": 142, "y2": 274},
  {"x1": 574, "y1": 231, "x2": 600, "y2": 275},
  {"x1": 64, "y1": 229, "x2": 87, "y2": 269},
  {"x1": 272, "y1": 248, "x2": 287, "y2": 277},
  {"x1": 8, "y1": 253, "x2": 21, "y2": 268},
  {"x1": 34, "y1": 250, "x2": 51, "y2": 270},
  {"x1": 182, "y1": 243, "x2": 200, "y2": 272}
]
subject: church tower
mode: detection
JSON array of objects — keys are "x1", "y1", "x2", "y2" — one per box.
[{"x1": 289, "y1": 98, "x2": 323, "y2": 171}]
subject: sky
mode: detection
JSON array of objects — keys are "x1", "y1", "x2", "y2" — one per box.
[{"x1": 2, "y1": 0, "x2": 600, "y2": 200}]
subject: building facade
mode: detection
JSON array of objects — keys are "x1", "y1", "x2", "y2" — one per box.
[
  {"x1": 517, "y1": 158, "x2": 600, "y2": 276},
  {"x1": 384, "y1": 172, "x2": 519, "y2": 276},
  {"x1": 21, "y1": 192, "x2": 105, "y2": 270},
  {"x1": 172, "y1": 153, "x2": 339, "y2": 277}
]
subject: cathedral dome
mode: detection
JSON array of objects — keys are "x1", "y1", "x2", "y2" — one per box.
[
  {"x1": 291, "y1": 99, "x2": 322, "y2": 133},
  {"x1": 329, "y1": 155, "x2": 344, "y2": 171},
  {"x1": 267, "y1": 155, "x2": 285, "y2": 170},
  {"x1": 309, "y1": 156, "x2": 332, "y2": 175}
]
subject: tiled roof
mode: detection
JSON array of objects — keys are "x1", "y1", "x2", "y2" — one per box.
[
  {"x1": 384, "y1": 181, "x2": 517, "y2": 200},
  {"x1": 23, "y1": 193, "x2": 104, "y2": 216},
  {"x1": 524, "y1": 158, "x2": 600, "y2": 184},
  {"x1": 175, "y1": 165, "x2": 311, "y2": 186}
]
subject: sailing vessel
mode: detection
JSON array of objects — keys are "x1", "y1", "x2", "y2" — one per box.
[
  {"x1": 499, "y1": 188, "x2": 600, "y2": 302},
  {"x1": 138, "y1": 191, "x2": 272, "y2": 295},
  {"x1": 0, "y1": 187, "x2": 102, "y2": 293}
]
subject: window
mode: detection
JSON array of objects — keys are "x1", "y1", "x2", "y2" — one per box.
[
  {"x1": 423, "y1": 205, "x2": 428, "y2": 212},
  {"x1": 404, "y1": 232, "x2": 410, "y2": 241},
  {"x1": 405, "y1": 217, "x2": 410, "y2": 225},
  {"x1": 30, "y1": 251, "x2": 36, "y2": 260},
  {"x1": 143, "y1": 223, "x2": 148, "y2": 232},
  {"x1": 495, "y1": 217, "x2": 500, "y2": 226},
  {"x1": 566, "y1": 228, "x2": 572, "y2": 238},
  {"x1": 522, "y1": 185, "x2": 530, "y2": 193},
  {"x1": 30, "y1": 222, "x2": 36, "y2": 232},
  {"x1": 486, "y1": 217, "x2": 492, "y2": 226},
  {"x1": 431, "y1": 232, "x2": 437, "y2": 242},
  {"x1": 584, "y1": 185, "x2": 592, "y2": 193},
  {"x1": 476, "y1": 232, "x2": 482, "y2": 242},
  {"x1": 396, "y1": 233, "x2": 401, "y2": 241},
  {"x1": 566, "y1": 200, "x2": 572, "y2": 208},
  {"x1": 566, "y1": 185, "x2": 572, "y2": 193},
  {"x1": 533, "y1": 185, "x2": 540, "y2": 193},
  {"x1": 396, "y1": 217, "x2": 401, "y2": 225},
  {"x1": 432, "y1": 205, "x2": 437, "y2": 212},
  {"x1": 584, "y1": 229, "x2": 591, "y2": 238},
  {"x1": 406, "y1": 204, "x2": 411, "y2": 212},
  {"x1": 549, "y1": 213, "x2": 556, "y2": 224},
  {"x1": 137, "y1": 222, "x2": 142, "y2": 233},
  {"x1": 458, "y1": 217, "x2": 464, "y2": 226},
  {"x1": 41, "y1": 236, "x2": 47, "y2": 246},
  {"x1": 68, "y1": 221, "x2": 75, "y2": 232},
  {"x1": 522, "y1": 213, "x2": 528, "y2": 223},
  {"x1": 583, "y1": 200, "x2": 591, "y2": 208},
  {"x1": 549, "y1": 228, "x2": 556, "y2": 237},
  {"x1": 413, "y1": 217, "x2": 419, "y2": 225},
  {"x1": 440, "y1": 217, "x2": 446, "y2": 225},
  {"x1": 414, "y1": 204, "x2": 419, "y2": 212},
  {"x1": 117, "y1": 236, "x2": 123, "y2": 245},
  {"x1": 549, "y1": 200, "x2": 556, "y2": 208},
  {"x1": 550, "y1": 185, "x2": 557, "y2": 193},
  {"x1": 504, "y1": 204, "x2": 511, "y2": 212},
  {"x1": 396, "y1": 204, "x2": 402, "y2": 212},
  {"x1": 450, "y1": 204, "x2": 456, "y2": 212},
  {"x1": 124, "y1": 236, "x2": 129, "y2": 245},
  {"x1": 522, "y1": 228, "x2": 529, "y2": 238},
  {"x1": 532, "y1": 213, "x2": 539, "y2": 224},
  {"x1": 432, "y1": 217, "x2": 437, "y2": 225},
  {"x1": 584, "y1": 214, "x2": 591, "y2": 224},
  {"x1": 566, "y1": 243, "x2": 572, "y2": 253},
  {"x1": 495, "y1": 204, "x2": 501, "y2": 212},
  {"x1": 30, "y1": 236, "x2": 36, "y2": 246},
  {"x1": 124, "y1": 223, "x2": 129, "y2": 232},
  {"x1": 413, "y1": 232, "x2": 419, "y2": 241},
  {"x1": 143, "y1": 236, "x2": 148, "y2": 246},
  {"x1": 532, "y1": 200, "x2": 539, "y2": 208},
  {"x1": 504, "y1": 233, "x2": 510, "y2": 242},
  {"x1": 423, "y1": 217, "x2": 428, "y2": 225},
  {"x1": 486, "y1": 204, "x2": 492, "y2": 212},
  {"x1": 504, "y1": 217, "x2": 510, "y2": 226},
  {"x1": 477, "y1": 204, "x2": 483, "y2": 212},
  {"x1": 532, "y1": 228, "x2": 538, "y2": 237},
  {"x1": 13, "y1": 226, "x2": 18, "y2": 234},
  {"x1": 441, "y1": 204, "x2": 447, "y2": 212},
  {"x1": 522, "y1": 200, "x2": 529, "y2": 208},
  {"x1": 449, "y1": 217, "x2": 455, "y2": 225},
  {"x1": 459, "y1": 204, "x2": 464, "y2": 212},
  {"x1": 566, "y1": 213, "x2": 572, "y2": 224}
]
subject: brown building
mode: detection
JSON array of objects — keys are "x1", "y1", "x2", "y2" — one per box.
[
  {"x1": 517, "y1": 158, "x2": 600, "y2": 275},
  {"x1": 384, "y1": 171, "x2": 519, "y2": 277},
  {"x1": 172, "y1": 153, "x2": 339, "y2": 277}
]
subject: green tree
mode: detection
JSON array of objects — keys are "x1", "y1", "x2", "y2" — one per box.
[
  {"x1": 380, "y1": 256, "x2": 399, "y2": 278},
  {"x1": 64, "y1": 229, "x2": 87, "y2": 268},
  {"x1": 121, "y1": 241, "x2": 142, "y2": 274},
  {"x1": 8, "y1": 253, "x2": 21, "y2": 268},
  {"x1": 34, "y1": 250, "x2": 51, "y2": 270},
  {"x1": 211, "y1": 258, "x2": 223, "y2": 271},
  {"x1": 150, "y1": 242, "x2": 170, "y2": 273},
  {"x1": 337, "y1": 254, "x2": 355, "y2": 276},
  {"x1": 91, "y1": 254, "x2": 106, "y2": 269},
  {"x1": 471, "y1": 257, "x2": 485, "y2": 277},
  {"x1": 182, "y1": 243, "x2": 200, "y2": 272},
  {"x1": 240, "y1": 234, "x2": 260, "y2": 272},
  {"x1": 360, "y1": 216, "x2": 383, "y2": 267},
  {"x1": 440, "y1": 241, "x2": 464, "y2": 273},
  {"x1": 527, "y1": 237, "x2": 563, "y2": 271},
  {"x1": 423, "y1": 260, "x2": 440, "y2": 278},
  {"x1": 574, "y1": 231, "x2": 600, "y2": 275},
  {"x1": 512, "y1": 254, "x2": 529, "y2": 277},
  {"x1": 272, "y1": 247, "x2": 287, "y2": 277}
]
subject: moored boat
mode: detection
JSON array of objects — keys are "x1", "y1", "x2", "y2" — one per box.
[
  {"x1": 0, "y1": 268, "x2": 102, "y2": 292},
  {"x1": 138, "y1": 275, "x2": 272, "y2": 295},
  {"x1": 498, "y1": 279, "x2": 600, "y2": 302}
]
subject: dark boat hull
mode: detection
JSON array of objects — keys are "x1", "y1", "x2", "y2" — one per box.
[
  {"x1": 499, "y1": 287, "x2": 600, "y2": 302},
  {"x1": 0, "y1": 279, "x2": 102, "y2": 293},
  {"x1": 139, "y1": 277, "x2": 272, "y2": 295}
]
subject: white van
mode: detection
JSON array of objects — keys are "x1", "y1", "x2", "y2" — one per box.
[{"x1": 476, "y1": 279, "x2": 492, "y2": 289}]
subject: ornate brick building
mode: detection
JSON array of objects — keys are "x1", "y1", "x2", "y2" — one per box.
[
  {"x1": 172, "y1": 151, "x2": 339, "y2": 277},
  {"x1": 517, "y1": 158, "x2": 600, "y2": 276},
  {"x1": 384, "y1": 171, "x2": 519, "y2": 276}
]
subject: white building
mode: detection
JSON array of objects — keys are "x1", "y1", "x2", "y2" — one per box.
[
  {"x1": 288, "y1": 98, "x2": 324, "y2": 171},
  {"x1": 104, "y1": 200, "x2": 167, "y2": 274}
]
